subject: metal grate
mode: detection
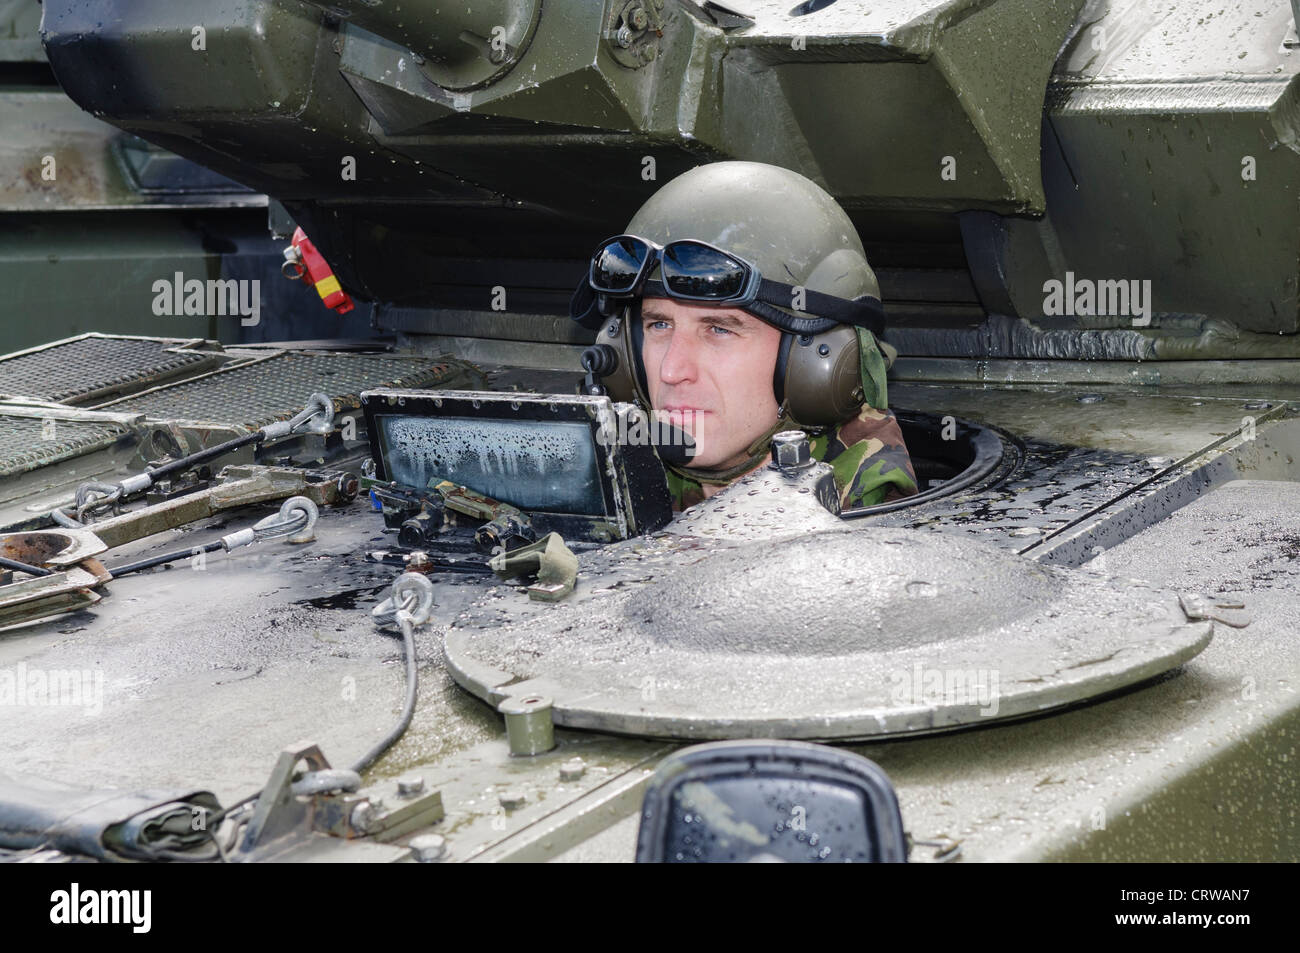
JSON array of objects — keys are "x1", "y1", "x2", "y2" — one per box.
[
  {"x1": 98, "y1": 352, "x2": 476, "y2": 430},
  {"x1": 0, "y1": 335, "x2": 219, "y2": 405},
  {"x1": 0, "y1": 415, "x2": 131, "y2": 479}
]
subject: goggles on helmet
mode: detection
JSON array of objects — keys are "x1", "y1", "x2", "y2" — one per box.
[{"x1": 572, "y1": 234, "x2": 885, "y2": 337}]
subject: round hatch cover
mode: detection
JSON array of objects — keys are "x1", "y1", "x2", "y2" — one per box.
[{"x1": 444, "y1": 528, "x2": 1212, "y2": 740}]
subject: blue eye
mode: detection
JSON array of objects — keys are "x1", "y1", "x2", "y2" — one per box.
[{"x1": 709, "y1": 324, "x2": 734, "y2": 335}]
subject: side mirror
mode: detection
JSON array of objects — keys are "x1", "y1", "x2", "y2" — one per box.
[{"x1": 635, "y1": 740, "x2": 908, "y2": 863}]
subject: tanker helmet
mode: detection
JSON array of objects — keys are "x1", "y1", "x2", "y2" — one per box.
[{"x1": 573, "y1": 161, "x2": 890, "y2": 427}]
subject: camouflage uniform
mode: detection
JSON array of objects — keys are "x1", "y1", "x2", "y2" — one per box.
[{"x1": 665, "y1": 404, "x2": 918, "y2": 511}]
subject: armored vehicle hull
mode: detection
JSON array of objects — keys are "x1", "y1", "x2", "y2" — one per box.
[{"x1": 0, "y1": 0, "x2": 1297, "y2": 862}]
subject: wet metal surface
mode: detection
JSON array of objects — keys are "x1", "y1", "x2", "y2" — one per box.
[
  {"x1": 99, "y1": 351, "x2": 470, "y2": 430},
  {"x1": 0, "y1": 383, "x2": 1295, "y2": 861},
  {"x1": 0, "y1": 414, "x2": 131, "y2": 479},
  {"x1": 856, "y1": 480, "x2": 1300, "y2": 863},
  {"x1": 0, "y1": 500, "x2": 502, "y2": 804},
  {"x1": 0, "y1": 334, "x2": 219, "y2": 405},
  {"x1": 445, "y1": 525, "x2": 1210, "y2": 740},
  {"x1": 874, "y1": 385, "x2": 1296, "y2": 560}
]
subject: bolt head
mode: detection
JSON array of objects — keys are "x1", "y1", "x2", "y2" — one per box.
[
  {"x1": 397, "y1": 775, "x2": 426, "y2": 798},
  {"x1": 408, "y1": 834, "x2": 447, "y2": 863},
  {"x1": 499, "y1": 694, "x2": 552, "y2": 716},
  {"x1": 349, "y1": 800, "x2": 379, "y2": 835},
  {"x1": 630, "y1": 7, "x2": 649, "y2": 29},
  {"x1": 407, "y1": 551, "x2": 431, "y2": 568},
  {"x1": 498, "y1": 788, "x2": 527, "y2": 810},
  {"x1": 559, "y1": 758, "x2": 586, "y2": 782},
  {"x1": 771, "y1": 430, "x2": 812, "y2": 470}
]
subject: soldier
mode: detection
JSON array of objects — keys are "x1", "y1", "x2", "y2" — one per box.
[{"x1": 572, "y1": 161, "x2": 917, "y2": 512}]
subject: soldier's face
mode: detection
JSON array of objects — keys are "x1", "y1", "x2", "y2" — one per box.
[{"x1": 639, "y1": 297, "x2": 782, "y2": 470}]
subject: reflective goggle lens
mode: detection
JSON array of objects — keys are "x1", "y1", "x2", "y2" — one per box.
[
  {"x1": 662, "y1": 242, "x2": 749, "y2": 300},
  {"x1": 591, "y1": 237, "x2": 651, "y2": 292}
]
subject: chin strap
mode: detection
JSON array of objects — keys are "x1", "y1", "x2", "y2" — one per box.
[{"x1": 664, "y1": 411, "x2": 800, "y2": 486}]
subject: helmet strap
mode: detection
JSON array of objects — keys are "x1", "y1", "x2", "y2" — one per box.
[
  {"x1": 773, "y1": 331, "x2": 793, "y2": 406},
  {"x1": 664, "y1": 410, "x2": 798, "y2": 486}
]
